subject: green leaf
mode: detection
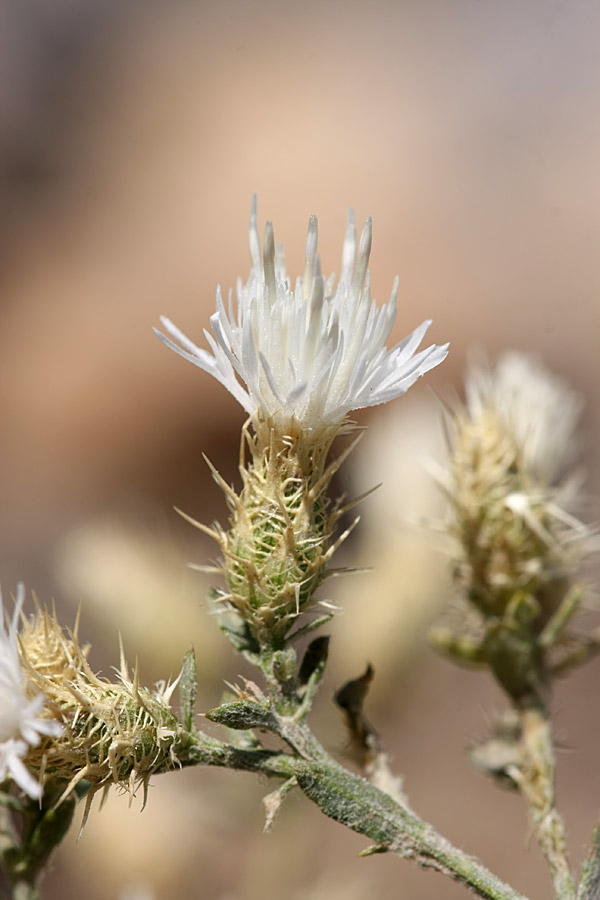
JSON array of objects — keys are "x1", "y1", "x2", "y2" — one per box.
[
  {"x1": 206, "y1": 700, "x2": 277, "y2": 731},
  {"x1": 272, "y1": 648, "x2": 297, "y2": 686},
  {"x1": 216, "y1": 608, "x2": 261, "y2": 664},
  {"x1": 295, "y1": 760, "x2": 404, "y2": 847},
  {"x1": 262, "y1": 776, "x2": 297, "y2": 832},
  {"x1": 429, "y1": 627, "x2": 486, "y2": 666},
  {"x1": 179, "y1": 648, "x2": 197, "y2": 731},
  {"x1": 287, "y1": 613, "x2": 334, "y2": 642}
]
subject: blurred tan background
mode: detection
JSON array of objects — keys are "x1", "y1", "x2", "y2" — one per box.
[{"x1": 1, "y1": 0, "x2": 599, "y2": 897}]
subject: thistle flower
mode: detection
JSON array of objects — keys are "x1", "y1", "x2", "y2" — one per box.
[
  {"x1": 19, "y1": 607, "x2": 184, "y2": 813},
  {"x1": 445, "y1": 353, "x2": 588, "y2": 619},
  {"x1": 154, "y1": 197, "x2": 448, "y2": 438},
  {"x1": 464, "y1": 353, "x2": 583, "y2": 485},
  {"x1": 432, "y1": 354, "x2": 595, "y2": 705},
  {"x1": 156, "y1": 200, "x2": 448, "y2": 651},
  {"x1": 0, "y1": 585, "x2": 63, "y2": 799}
]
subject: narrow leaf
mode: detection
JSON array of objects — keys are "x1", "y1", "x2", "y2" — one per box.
[{"x1": 179, "y1": 648, "x2": 197, "y2": 731}]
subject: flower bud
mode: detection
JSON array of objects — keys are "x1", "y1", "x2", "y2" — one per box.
[
  {"x1": 211, "y1": 421, "x2": 355, "y2": 649},
  {"x1": 433, "y1": 354, "x2": 597, "y2": 706},
  {"x1": 446, "y1": 354, "x2": 588, "y2": 624},
  {"x1": 18, "y1": 607, "x2": 184, "y2": 812}
]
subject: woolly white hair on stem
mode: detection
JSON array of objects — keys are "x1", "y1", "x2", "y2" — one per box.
[
  {"x1": 154, "y1": 197, "x2": 449, "y2": 434},
  {"x1": 0, "y1": 584, "x2": 62, "y2": 798}
]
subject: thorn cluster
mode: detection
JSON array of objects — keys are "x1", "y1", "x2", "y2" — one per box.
[
  {"x1": 193, "y1": 420, "x2": 361, "y2": 649},
  {"x1": 18, "y1": 606, "x2": 184, "y2": 826},
  {"x1": 432, "y1": 354, "x2": 598, "y2": 707}
]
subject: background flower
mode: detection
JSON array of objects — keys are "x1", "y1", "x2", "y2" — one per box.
[{"x1": 464, "y1": 353, "x2": 583, "y2": 485}]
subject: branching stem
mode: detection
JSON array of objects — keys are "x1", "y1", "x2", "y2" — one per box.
[{"x1": 179, "y1": 728, "x2": 526, "y2": 900}]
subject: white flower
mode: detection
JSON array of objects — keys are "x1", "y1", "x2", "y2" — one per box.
[
  {"x1": 0, "y1": 584, "x2": 63, "y2": 799},
  {"x1": 155, "y1": 198, "x2": 448, "y2": 433},
  {"x1": 465, "y1": 353, "x2": 583, "y2": 484}
]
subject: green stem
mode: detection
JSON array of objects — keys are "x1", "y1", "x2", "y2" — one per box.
[
  {"x1": 517, "y1": 708, "x2": 576, "y2": 900},
  {"x1": 180, "y1": 731, "x2": 526, "y2": 900},
  {"x1": 179, "y1": 732, "x2": 297, "y2": 779},
  {"x1": 8, "y1": 882, "x2": 40, "y2": 900},
  {"x1": 0, "y1": 789, "x2": 76, "y2": 900},
  {"x1": 294, "y1": 757, "x2": 526, "y2": 900},
  {"x1": 578, "y1": 824, "x2": 600, "y2": 900}
]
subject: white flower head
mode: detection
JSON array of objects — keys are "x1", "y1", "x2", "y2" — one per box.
[
  {"x1": 0, "y1": 585, "x2": 63, "y2": 799},
  {"x1": 465, "y1": 353, "x2": 583, "y2": 485},
  {"x1": 155, "y1": 197, "x2": 448, "y2": 435}
]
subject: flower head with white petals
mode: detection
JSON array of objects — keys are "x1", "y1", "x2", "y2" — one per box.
[
  {"x1": 0, "y1": 585, "x2": 63, "y2": 798},
  {"x1": 155, "y1": 198, "x2": 448, "y2": 437},
  {"x1": 465, "y1": 353, "x2": 583, "y2": 485}
]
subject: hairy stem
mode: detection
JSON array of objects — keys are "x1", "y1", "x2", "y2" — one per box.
[
  {"x1": 294, "y1": 758, "x2": 526, "y2": 900},
  {"x1": 0, "y1": 789, "x2": 75, "y2": 900},
  {"x1": 180, "y1": 731, "x2": 526, "y2": 900},
  {"x1": 578, "y1": 824, "x2": 600, "y2": 900},
  {"x1": 515, "y1": 708, "x2": 576, "y2": 900}
]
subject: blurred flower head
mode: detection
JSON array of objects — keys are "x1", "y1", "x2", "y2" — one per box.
[
  {"x1": 440, "y1": 353, "x2": 593, "y2": 626},
  {"x1": 430, "y1": 353, "x2": 599, "y2": 705},
  {"x1": 464, "y1": 352, "x2": 583, "y2": 485}
]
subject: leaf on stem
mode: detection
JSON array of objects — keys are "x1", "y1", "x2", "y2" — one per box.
[
  {"x1": 262, "y1": 776, "x2": 297, "y2": 832},
  {"x1": 179, "y1": 648, "x2": 197, "y2": 732}
]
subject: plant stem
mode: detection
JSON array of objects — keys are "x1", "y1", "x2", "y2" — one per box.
[
  {"x1": 0, "y1": 789, "x2": 76, "y2": 900},
  {"x1": 578, "y1": 824, "x2": 600, "y2": 900},
  {"x1": 515, "y1": 708, "x2": 576, "y2": 900},
  {"x1": 10, "y1": 881, "x2": 40, "y2": 900},
  {"x1": 180, "y1": 731, "x2": 526, "y2": 900},
  {"x1": 294, "y1": 757, "x2": 527, "y2": 900}
]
